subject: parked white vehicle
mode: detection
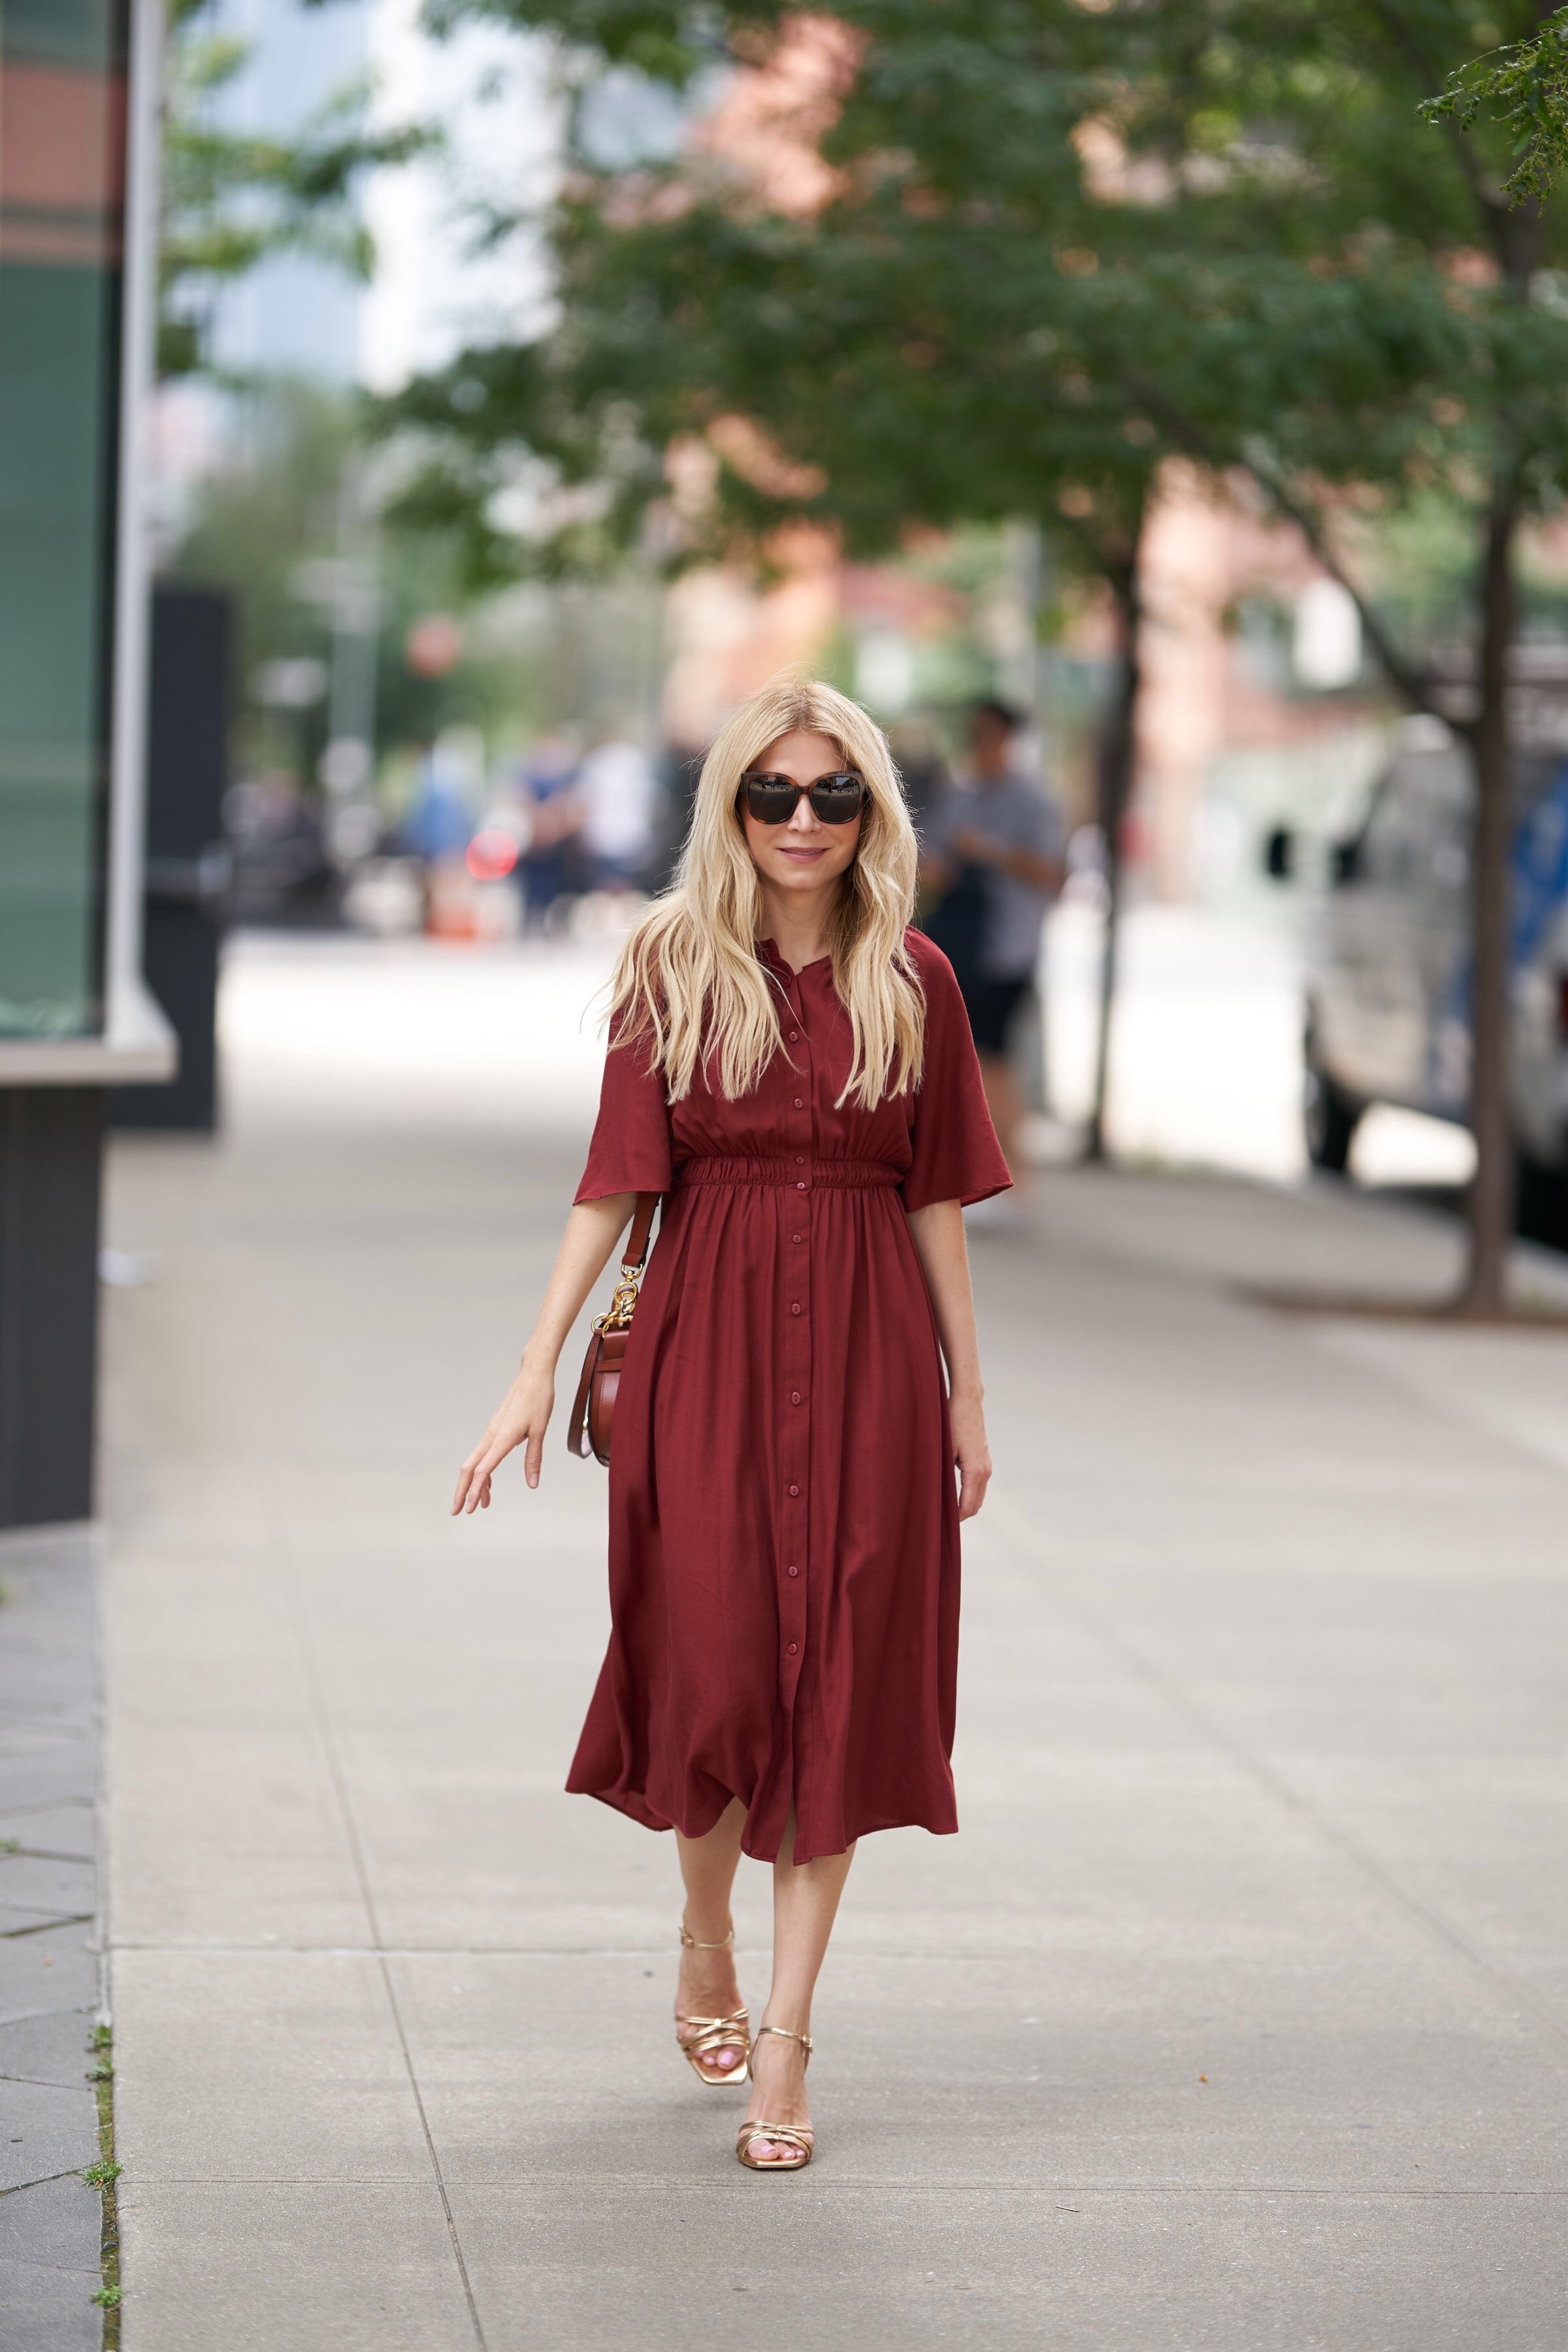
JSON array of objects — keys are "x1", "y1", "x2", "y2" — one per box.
[{"x1": 1267, "y1": 719, "x2": 1568, "y2": 1212}]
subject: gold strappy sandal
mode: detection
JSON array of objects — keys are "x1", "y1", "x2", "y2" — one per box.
[
  {"x1": 736, "y1": 2024, "x2": 814, "y2": 2170},
  {"x1": 675, "y1": 1923, "x2": 751, "y2": 2086}
]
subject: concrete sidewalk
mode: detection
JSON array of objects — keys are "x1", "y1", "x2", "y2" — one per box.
[
  {"x1": 0, "y1": 1526, "x2": 103, "y2": 2348},
  {"x1": 99, "y1": 940, "x2": 1568, "y2": 2350}
]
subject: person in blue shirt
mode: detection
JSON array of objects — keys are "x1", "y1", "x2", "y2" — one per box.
[{"x1": 920, "y1": 700, "x2": 1065, "y2": 1207}]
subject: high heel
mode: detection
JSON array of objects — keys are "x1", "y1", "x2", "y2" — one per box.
[
  {"x1": 675, "y1": 1923, "x2": 750, "y2": 2086},
  {"x1": 735, "y1": 2023, "x2": 814, "y2": 2170}
]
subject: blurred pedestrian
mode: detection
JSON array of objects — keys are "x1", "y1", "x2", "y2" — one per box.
[
  {"x1": 404, "y1": 735, "x2": 482, "y2": 939},
  {"x1": 402, "y1": 740, "x2": 473, "y2": 866},
  {"x1": 576, "y1": 732, "x2": 662, "y2": 890},
  {"x1": 516, "y1": 734, "x2": 580, "y2": 932},
  {"x1": 920, "y1": 698, "x2": 1064, "y2": 1212},
  {"x1": 453, "y1": 678, "x2": 1008, "y2": 2175}
]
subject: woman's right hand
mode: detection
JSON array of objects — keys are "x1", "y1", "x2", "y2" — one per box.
[
  {"x1": 451, "y1": 1358, "x2": 555, "y2": 1514},
  {"x1": 449, "y1": 1195, "x2": 637, "y2": 1519}
]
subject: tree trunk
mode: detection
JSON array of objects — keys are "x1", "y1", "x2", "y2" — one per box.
[
  {"x1": 1085, "y1": 546, "x2": 1143, "y2": 1164},
  {"x1": 1455, "y1": 489, "x2": 1518, "y2": 1316}
]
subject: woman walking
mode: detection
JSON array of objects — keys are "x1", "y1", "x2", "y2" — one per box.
[{"x1": 453, "y1": 678, "x2": 1008, "y2": 2170}]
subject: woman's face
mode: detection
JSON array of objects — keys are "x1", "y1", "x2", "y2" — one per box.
[{"x1": 739, "y1": 728, "x2": 864, "y2": 902}]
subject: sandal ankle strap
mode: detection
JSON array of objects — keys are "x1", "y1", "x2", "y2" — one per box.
[
  {"x1": 679, "y1": 1921, "x2": 735, "y2": 1951},
  {"x1": 753, "y1": 2022, "x2": 813, "y2": 2063}
]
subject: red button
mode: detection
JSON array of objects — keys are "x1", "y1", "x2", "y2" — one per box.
[
  {"x1": 787, "y1": 1642, "x2": 798, "y2": 1656},
  {"x1": 789, "y1": 1030, "x2": 799, "y2": 1042},
  {"x1": 796, "y1": 1181, "x2": 806, "y2": 1192},
  {"x1": 791, "y1": 1390, "x2": 802, "y2": 1405},
  {"x1": 792, "y1": 1232, "x2": 804, "y2": 1243},
  {"x1": 788, "y1": 1483, "x2": 799, "y2": 1497},
  {"x1": 787, "y1": 1564, "x2": 799, "y2": 1578},
  {"x1": 794, "y1": 1097, "x2": 804, "y2": 1109},
  {"x1": 791, "y1": 1302, "x2": 801, "y2": 1315},
  {"x1": 795, "y1": 1154, "x2": 805, "y2": 1165}
]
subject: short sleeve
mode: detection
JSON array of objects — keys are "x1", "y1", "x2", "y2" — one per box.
[
  {"x1": 574, "y1": 1016, "x2": 674, "y2": 1201},
  {"x1": 1022, "y1": 787, "x2": 1064, "y2": 858},
  {"x1": 900, "y1": 936, "x2": 1013, "y2": 1212}
]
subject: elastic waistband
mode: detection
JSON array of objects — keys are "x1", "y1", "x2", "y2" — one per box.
[{"x1": 674, "y1": 1156, "x2": 901, "y2": 1191}]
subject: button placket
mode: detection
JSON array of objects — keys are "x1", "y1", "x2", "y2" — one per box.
[{"x1": 779, "y1": 971, "x2": 811, "y2": 1703}]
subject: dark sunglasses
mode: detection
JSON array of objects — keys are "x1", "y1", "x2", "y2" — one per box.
[{"x1": 739, "y1": 770, "x2": 870, "y2": 826}]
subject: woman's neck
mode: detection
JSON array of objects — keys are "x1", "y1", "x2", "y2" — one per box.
[{"x1": 758, "y1": 881, "x2": 838, "y2": 973}]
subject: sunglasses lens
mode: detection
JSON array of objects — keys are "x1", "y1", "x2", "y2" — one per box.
[
  {"x1": 811, "y1": 777, "x2": 865, "y2": 823},
  {"x1": 741, "y1": 772, "x2": 866, "y2": 823},
  {"x1": 743, "y1": 779, "x2": 799, "y2": 824}
]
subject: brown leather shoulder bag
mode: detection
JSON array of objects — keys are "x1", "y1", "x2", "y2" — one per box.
[{"x1": 566, "y1": 1192, "x2": 660, "y2": 1466}]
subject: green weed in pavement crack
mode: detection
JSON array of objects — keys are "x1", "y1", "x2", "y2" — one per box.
[{"x1": 88, "y1": 2025, "x2": 120, "y2": 2347}]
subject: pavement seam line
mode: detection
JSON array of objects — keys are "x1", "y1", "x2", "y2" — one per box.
[
  {"x1": 1, "y1": 2070, "x2": 103, "y2": 2089},
  {"x1": 274, "y1": 1542, "x2": 490, "y2": 2352},
  {"x1": 90, "y1": 2025, "x2": 122, "y2": 2336},
  {"x1": 988, "y1": 1494, "x2": 1568, "y2": 2058},
  {"x1": 110, "y1": 2176, "x2": 1568, "y2": 2195},
  {"x1": 107, "y1": 1942, "x2": 1044, "y2": 1958}
]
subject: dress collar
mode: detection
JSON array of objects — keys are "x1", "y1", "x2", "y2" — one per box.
[{"x1": 758, "y1": 936, "x2": 830, "y2": 977}]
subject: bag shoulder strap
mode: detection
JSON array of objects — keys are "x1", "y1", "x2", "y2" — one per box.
[{"x1": 622, "y1": 1190, "x2": 659, "y2": 1272}]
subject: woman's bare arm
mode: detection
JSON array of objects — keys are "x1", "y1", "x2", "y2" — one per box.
[
  {"x1": 451, "y1": 1192, "x2": 636, "y2": 1514},
  {"x1": 906, "y1": 1198, "x2": 992, "y2": 1520}
]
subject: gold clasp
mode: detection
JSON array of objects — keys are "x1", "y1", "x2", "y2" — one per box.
[{"x1": 603, "y1": 1275, "x2": 642, "y2": 1329}]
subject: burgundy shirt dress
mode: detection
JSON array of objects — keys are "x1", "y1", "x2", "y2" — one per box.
[{"x1": 566, "y1": 928, "x2": 1011, "y2": 1864}]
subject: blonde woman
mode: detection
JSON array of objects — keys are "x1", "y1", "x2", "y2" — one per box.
[{"x1": 453, "y1": 678, "x2": 1009, "y2": 2171}]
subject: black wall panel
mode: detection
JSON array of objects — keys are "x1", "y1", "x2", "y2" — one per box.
[{"x1": 0, "y1": 1088, "x2": 103, "y2": 1527}]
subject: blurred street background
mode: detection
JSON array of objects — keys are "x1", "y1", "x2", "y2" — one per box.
[{"x1": 8, "y1": 0, "x2": 1568, "y2": 2344}]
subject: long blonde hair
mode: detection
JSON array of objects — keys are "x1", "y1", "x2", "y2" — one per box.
[{"x1": 608, "y1": 677, "x2": 925, "y2": 1109}]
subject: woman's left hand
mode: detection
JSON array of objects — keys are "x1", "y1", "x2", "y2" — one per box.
[{"x1": 949, "y1": 1390, "x2": 992, "y2": 1520}]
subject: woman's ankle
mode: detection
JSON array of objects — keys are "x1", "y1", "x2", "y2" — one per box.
[{"x1": 680, "y1": 1910, "x2": 734, "y2": 1946}]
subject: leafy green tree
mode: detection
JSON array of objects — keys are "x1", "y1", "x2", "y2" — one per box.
[
  {"x1": 1103, "y1": 1, "x2": 1568, "y2": 1315},
  {"x1": 389, "y1": 17, "x2": 1171, "y2": 1154},
  {"x1": 401, "y1": 1, "x2": 1568, "y2": 1309},
  {"x1": 1424, "y1": 3, "x2": 1568, "y2": 198}
]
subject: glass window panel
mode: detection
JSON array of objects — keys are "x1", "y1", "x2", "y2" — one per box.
[{"x1": 0, "y1": 0, "x2": 127, "y2": 1037}]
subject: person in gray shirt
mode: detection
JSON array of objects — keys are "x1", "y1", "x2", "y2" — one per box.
[{"x1": 919, "y1": 700, "x2": 1065, "y2": 1206}]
